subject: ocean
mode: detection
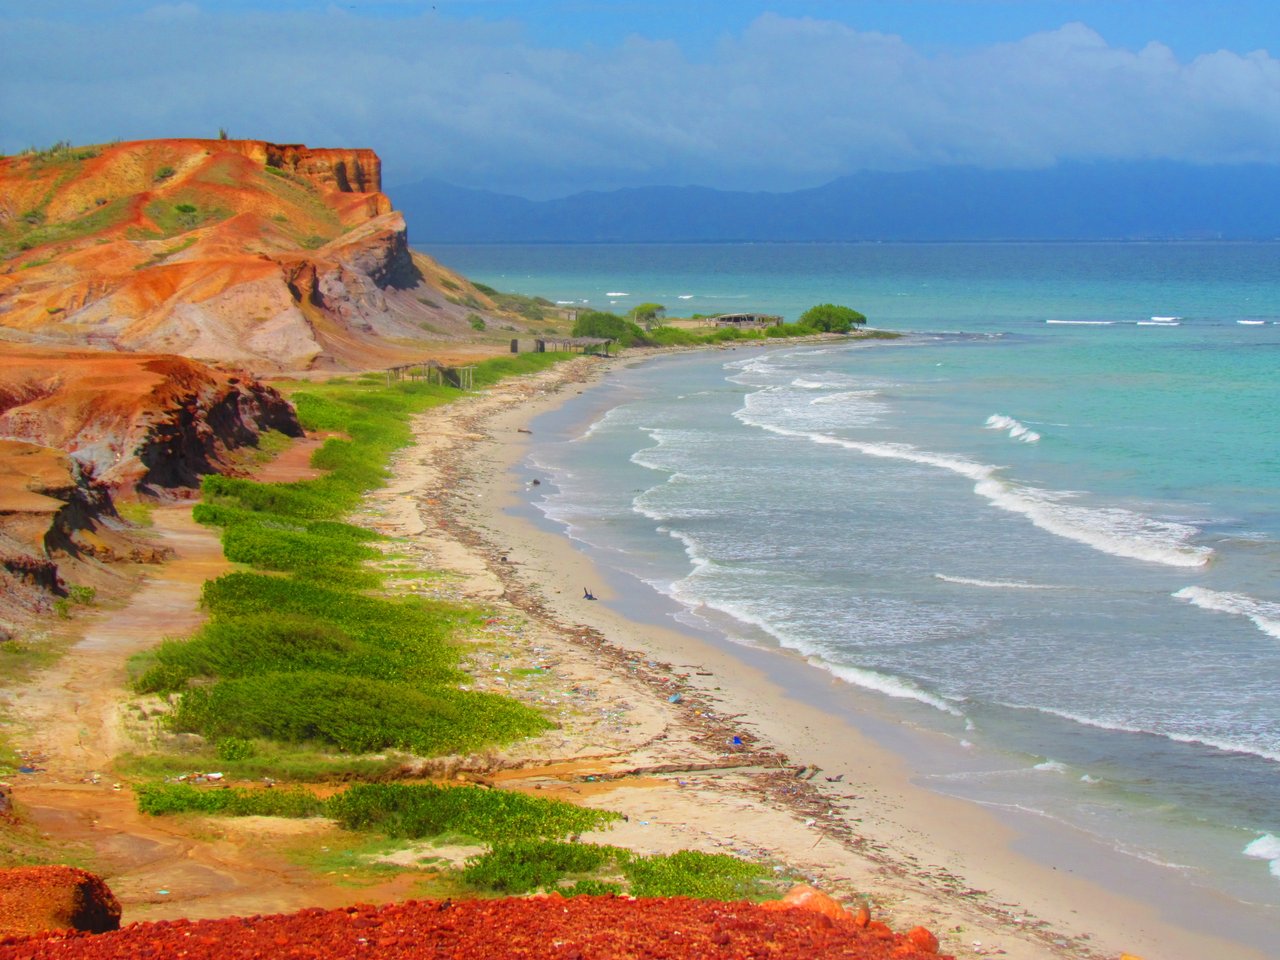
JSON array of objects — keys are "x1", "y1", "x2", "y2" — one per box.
[{"x1": 423, "y1": 241, "x2": 1280, "y2": 938}]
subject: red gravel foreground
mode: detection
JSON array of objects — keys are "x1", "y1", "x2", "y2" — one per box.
[{"x1": 0, "y1": 896, "x2": 952, "y2": 960}]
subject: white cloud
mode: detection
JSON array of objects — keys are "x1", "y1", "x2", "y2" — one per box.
[{"x1": 4, "y1": 10, "x2": 1280, "y2": 195}]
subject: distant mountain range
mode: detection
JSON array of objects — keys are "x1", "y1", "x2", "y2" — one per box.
[{"x1": 391, "y1": 162, "x2": 1280, "y2": 243}]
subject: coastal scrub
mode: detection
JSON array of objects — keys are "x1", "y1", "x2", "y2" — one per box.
[{"x1": 136, "y1": 356, "x2": 573, "y2": 761}]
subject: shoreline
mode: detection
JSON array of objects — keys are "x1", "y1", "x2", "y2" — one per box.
[{"x1": 375, "y1": 345, "x2": 1268, "y2": 960}]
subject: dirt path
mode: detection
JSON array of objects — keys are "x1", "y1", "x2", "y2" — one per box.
[{"x1": 3, "y1": 504, "x2": 417, "y2": 922}]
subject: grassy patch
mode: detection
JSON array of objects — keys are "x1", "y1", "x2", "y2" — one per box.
[
  {"x1": 324, "y1": 784, "x2": 621, "y2": 842},
  {"x1": 139, "y1": 355, "x2": 570, "y2": 761},
  {"x1": 115, "y1": 748, "x2": 404, "y2": 784},
  {"x1": 462, "y1": 840, "x2": 619, "y2": 894},
  {"x1": 135, "y1": 782, "x2": 325, "y2": 817},
  {"x1": 461, "y1": 843, "x2": 781, "y2": 900}
]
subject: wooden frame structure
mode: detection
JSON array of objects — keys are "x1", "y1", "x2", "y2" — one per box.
[{"x1": 385, "y1": 359, "x2": 476, "y2": 390}]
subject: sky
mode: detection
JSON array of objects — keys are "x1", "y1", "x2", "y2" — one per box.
[{"x1": 4, "y1": 1, "x2": 1280, "y2": 198}]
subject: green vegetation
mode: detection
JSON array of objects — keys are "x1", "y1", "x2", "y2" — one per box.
[
  {"x1": 1, "y1": 195, "x2": 133, "y2": 259},
  {"x1": 137, "y1": 780, "x2": 618, "y2": 843},
  {"x1": 463, "y1": 843, "x2": 779, "y2": 899},
  {"x1": 52, "y1": 585, "x2": 97, "y2": 620},
  {"x1": 467, "y1": 313, "x2": 486, "y2": 331},
  {"x1": 136, "y1": 782, "x2": 324, "y2": 818},
  {"x1": 462, "y1": 840, "x2": 619, "y2": 894},
  {"x1": 138, "y1": 197, "x2": 228, "y2": 239},
  {"x1": 569, "y1": 302, "x2": 886, "y2": 352},
  {"x1": 154, "y1": 165, "x2": 176, "y2": 182},
  {"x1": 137, "y1": 357, "x2": 573, "y2": 761},
  {"x1": 623, "y1": 849, "x2": 776, "y2": 899},
  {"x1": 133, "y1": 779, "x2": 778, "y2": 899},
  {"x1": 629, "y1": 302, "x2": 666, "y2": 329},
  {"x1": 571, "y1": 310, "x2": 646, "y2": 345},
  {"x1": 797, "y1": 303, "x2": 866, "y2": 333},
  {"x1": 472, "y1": 284, "x2": 557, "y2": 324},
  {"x1": 325, "y1": 783, "x2": 620, "y2": 841}
]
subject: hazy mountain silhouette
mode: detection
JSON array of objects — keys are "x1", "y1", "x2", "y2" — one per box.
[{"x1": 392, "y1": 162, "x2": 1280, "y2": 243}]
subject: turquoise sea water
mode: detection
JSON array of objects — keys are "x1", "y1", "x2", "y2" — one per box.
[{"x1": 423, "y1": 242, "x2": 1280, "y2": 940}]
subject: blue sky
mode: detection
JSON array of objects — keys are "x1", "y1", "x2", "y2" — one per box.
[{"x1": 5, "y1": 1, "x2": 1280, "y2": 197}]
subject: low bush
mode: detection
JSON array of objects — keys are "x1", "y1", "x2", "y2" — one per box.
[
  {"x1": 148, "y1": 356, "x2": 576, "y2": 763},
  {"x1": 135, "y1": 782, "x2": 324, "y2": 818},
  {"x1": 622, "y1": 849, "x2": 775, "y2": 900},
  {"x1": 462, "y1": 840, "x2": 619, "y2": 894},
  {"x1": 461, "y1": 843, "x2": 779, "y2": 900},
  {"x1": 171, "y1": 672, "x2": 546, "y2": 755},
  {"x1": 324, "y1": 783, "x2": 620, "y2": 842}
]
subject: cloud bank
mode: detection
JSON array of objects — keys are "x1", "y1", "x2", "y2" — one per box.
[{"x1": 4, "y1": 7, "x2": 1280, "y2": 196}]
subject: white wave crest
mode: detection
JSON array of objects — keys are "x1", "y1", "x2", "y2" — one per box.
[
  {"x1": 1046, "y1": 319, "x2": 1115, "y2": 326},
  {"x1": 811, "y1": 390, "x2": 880, "y2": 406},
  {"x1": 826, "y1": 663, "x2": 965, "y2": 716},
  {"x1": 1172, "y1": 587, "x2": 1280, "y2": 640},
  {"x1": 1010, "y1": 703, "x2": 1280, "y2": 764},
  {"x1": 735, "y1": 414, "x2": 1211, "y2": 568},
  {"x1": 985, "y1": 413, "x2": 1041, "y2": 443},
  {"x1": 1244, "y1": 834, "x2": 1280, "y2": 878},
  {"x1": 934, "y1": 574, "x2": 1057, "y2": 590},
  {"x1": 1033, "y1": 760, "x2": 1068, "y2": 773}
]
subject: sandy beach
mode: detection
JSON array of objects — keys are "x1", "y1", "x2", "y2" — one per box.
[{"x1": 353, "y1": 347, "x2": 1268, "y2": 960}]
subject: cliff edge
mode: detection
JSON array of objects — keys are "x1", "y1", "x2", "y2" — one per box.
[{"x1": 0, "y1": 139, "x2": 512, "y2": 371}]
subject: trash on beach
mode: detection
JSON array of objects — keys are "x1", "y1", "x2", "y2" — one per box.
[
  {"x1": 668, "y1": 692, "x2": 682, "y2": 703},
  {"x1": 731, "y1": 736, "x2": 743, "y2": 745}
]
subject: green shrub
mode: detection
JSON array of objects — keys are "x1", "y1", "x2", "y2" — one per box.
[
  {"x1": 324, "y1": 784, "x2": 619, "y2": 841},
  {"x1": 462, "y1": 840, "x2": 618, "y2": 894},
  {"x1": 622, "y1": 850, "x2": 774, "y2": 900},
  {"x1": 571, "y1": 311, "x2": 648, "y2": 346},
  {"x1": 215, "y1": 737, "x2": 258, "y2": 761},
  {"x1": 171, "y1": 672, "x2": 547, "y2": 755},
  {"x1": 136, "y1": 782, "x2": 324, "y2": 818},
  {"x1": 797, "y1": 303, "x2": 866, "y2": 333}
]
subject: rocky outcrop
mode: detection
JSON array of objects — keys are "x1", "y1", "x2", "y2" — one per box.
[
  {"x1": 0, "y1": 866, "x2": 122, "y2": 937},
  {"x1": 0, "y1": 348, "x2": 301, "y2": 493},
  {"x1": 0, "y1": 347, "x2": 299, "y2": 624},
  {"x1": 0, "y1": 138, "x2": 517, "y2": 371}
]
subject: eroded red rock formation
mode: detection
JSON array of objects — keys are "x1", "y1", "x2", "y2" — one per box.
[
  {"x1": 0, "y1": 867, "x2": 121, "y2": 938},
  {"x1": 0, "y1": 894, "x2": 949, "y2": 959},
  {"x1": 0, "y1": 139, "x2": 504, "y2": 371}
]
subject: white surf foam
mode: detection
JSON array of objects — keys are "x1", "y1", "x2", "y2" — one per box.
[
  {"x1": 1238, "y1": 319, "x2": 1266, "y2": 325},
  {"x1": 1033, "y1": 760, "x2": 1068, "y2": 773},
  {"x1": 1046, "y1": 319, "x2": 1115, "y2": 326},
  {"x1": 1013, "y1": 703, "x2": 1280, "y2": 764},
  {"x1": 985, "y1": 413, "x2": 1041, "y2": 444},
  {"x1": 606, "y1": 291, "x2": 629, "y2": 297},
  {"x1": 825, "y1": 663, "x2": 965, "y2": 716},
  {"x1": 735, "y1": 409, "x2": 1211, "y2": 568},
  {"x1": 1244, "y1": 834, "x2": 1280, "y2": 879},
  {"x1": 1172, "y1": 586, "x2": 1280, "y2": 640},
  {"x1": 810, "y1": 390, "x2": 881, "y2": 406},
  {"x1": 934, "y1": 574, "x2": 1057, "y2": 590}
]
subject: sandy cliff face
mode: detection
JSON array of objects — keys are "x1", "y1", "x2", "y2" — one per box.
[{"x1": 0, "y1": 139, "x2": 510, "y2": 371}]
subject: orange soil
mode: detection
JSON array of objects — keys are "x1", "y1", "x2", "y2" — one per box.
[{"x1": 0, "y1": 139, "x2": 527, "y2": 371}]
